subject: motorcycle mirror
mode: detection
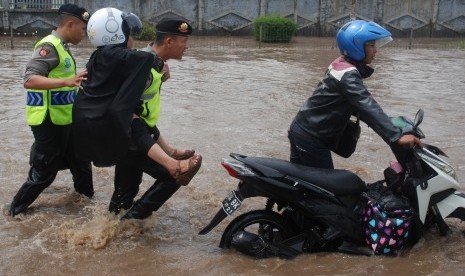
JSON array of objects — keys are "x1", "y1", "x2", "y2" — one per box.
[{"x1": 414, "y1": 109, "x2": 424, "y2": 127}]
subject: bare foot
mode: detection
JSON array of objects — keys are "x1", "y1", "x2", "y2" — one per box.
[
  {"x1": 170, "y1": 149, "x2": 195, "y2": 160},
  {"x1": 172, "y1": 154, "x2": 202, "y2": 186}
]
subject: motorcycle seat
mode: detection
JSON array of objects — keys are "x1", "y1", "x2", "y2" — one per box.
[{"x1": 242, "y1": 156, "x2": 366, "y2": 196}]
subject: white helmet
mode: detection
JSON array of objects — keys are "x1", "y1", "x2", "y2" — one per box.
[{"x1": 87, "y1": 7, "x2": 143, "y2": 47}]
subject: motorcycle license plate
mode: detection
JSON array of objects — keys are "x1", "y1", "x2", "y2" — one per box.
[{"x1": 222, "y1": 191, "x2": 242, "y2": 216}]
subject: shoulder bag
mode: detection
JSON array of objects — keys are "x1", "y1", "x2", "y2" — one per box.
[{"x1": 333, "y1": 113, "x2": 360, "y2": 158}]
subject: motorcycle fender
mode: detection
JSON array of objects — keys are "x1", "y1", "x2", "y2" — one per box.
[
  {"x1": 436, "y1": 192, "x2": 465, "y2": 220},
  {"x1": 416, "y1": 176, "x2": 461, "y2": 224},
  {"x1": 198, "y1": 190, "x2": 243, "y2": 235},
  {"x1": 198, "y1": 207, "x2": 228, "y2": 235}
]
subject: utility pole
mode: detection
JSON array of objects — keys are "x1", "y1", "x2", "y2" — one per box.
[
  {"x1": 351, "y1": 0, "x2": 356, "y2": 20},
  {"x1": 294, "y1": 0, "x2": 298, "y2": 24}
]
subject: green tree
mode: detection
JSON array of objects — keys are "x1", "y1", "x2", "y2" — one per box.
[
  {"x1": 253, "y1": 16, "x2": 297, "y2": 43},
  {"x1": 138, "y1": 21, "x2": 156, "y2": 41}
]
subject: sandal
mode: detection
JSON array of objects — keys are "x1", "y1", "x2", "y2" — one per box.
[
  {"x1": 175, "y1": 154, "x2": 202, "y2": 186},
  {"x1": 170, "y1": 148, "x2": 195, "y2": 160}
]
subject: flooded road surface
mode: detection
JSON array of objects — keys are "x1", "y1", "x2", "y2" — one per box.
[{"x1": 1, "y1": 37, "x2": 465, "y2": 275}]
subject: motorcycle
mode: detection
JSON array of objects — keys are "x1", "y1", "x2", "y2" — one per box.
[{"x1": 198, "y1": 109, "x2": 465, "y2": 258}]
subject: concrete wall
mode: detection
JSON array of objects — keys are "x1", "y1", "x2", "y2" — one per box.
[{"x1": 1, "y1": 0, "x2": 465, "y2": 36}]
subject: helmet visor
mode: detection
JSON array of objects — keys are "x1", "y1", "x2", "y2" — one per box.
[
  {"x1": 375, "y1": 36, "x2": 393, "y2": 48},
  {"x1": 122, "y1": 13, "x2": 143, "y2": 38}
]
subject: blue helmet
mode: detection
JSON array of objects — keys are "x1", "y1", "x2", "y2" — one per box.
[{"x1": 336, "y1": 20, "x2": 392, "y2": 61}]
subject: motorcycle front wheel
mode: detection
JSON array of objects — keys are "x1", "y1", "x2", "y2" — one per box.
[{"x1": 219, "y1": 210, "x2": 297, "y2": 249}]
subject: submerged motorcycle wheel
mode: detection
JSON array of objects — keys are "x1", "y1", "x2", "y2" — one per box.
[{"x1": 219, "y1": 210, "x2": 297, "y2": 249}]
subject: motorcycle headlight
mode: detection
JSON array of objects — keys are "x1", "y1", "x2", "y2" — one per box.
[{"x1": 418, "y1": 151, "x2": 457, "y2": 180}]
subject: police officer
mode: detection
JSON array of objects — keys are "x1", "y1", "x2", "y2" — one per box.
[
  {"x1": 8, "y1": 4, "x2": 93, "y2": 217},
  {"x1": 109, "y1": 17, "x2": 202, "y2": 220}
]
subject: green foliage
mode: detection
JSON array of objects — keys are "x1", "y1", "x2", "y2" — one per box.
[
  {"x1": 446, "y1": 39, "x2": 465, "y2": 49},
  {"x1": 138, "y1": 21, "x2": 156, "y2": 41},
  {"x1": 456, "y1": 40, "x2": 465, "y2": 49},
  {"x1": 253, "y1": 16, "x2": 297, "y2": 43}
]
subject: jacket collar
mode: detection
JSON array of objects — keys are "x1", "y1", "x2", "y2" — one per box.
[{"x1": 344, "y1": 56, "x2": 374, "y2": 78}]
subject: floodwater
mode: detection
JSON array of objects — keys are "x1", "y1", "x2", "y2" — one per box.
[{"x1": 1, "y1": 37, "x2": 465, "y2": 275}]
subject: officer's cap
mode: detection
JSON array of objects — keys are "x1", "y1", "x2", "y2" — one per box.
[
  {"x1": 58, "y1": 4, "x2": 90, "y2": 23},
  {"x1": 156, "y1": 17, "x2": 193, "y2": 36}
]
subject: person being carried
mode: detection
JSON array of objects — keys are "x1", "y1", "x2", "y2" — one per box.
[
  {"x1": 72, "y1": 9, "x2": 201, "y2": 220},
  {"x1": 8, "y1": 4, "x2": 94, "y2": 217},
  {"x1": 109, "y1": 17, "x2": 202, "y2": 220},
  {"x1": 73, "y1": 7, "x2": 157, "y2": 167},
  {"x1": 288, "y1": 20, "x2": 422, "y2": 170}
]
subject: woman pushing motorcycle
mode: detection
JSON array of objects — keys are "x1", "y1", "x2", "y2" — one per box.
[
  {"x1": 288, "y1": 20, "x2": 422, "y2": 170},
  {"x1": 199, "y1": 21, "x2": 465, "y2": 258}
]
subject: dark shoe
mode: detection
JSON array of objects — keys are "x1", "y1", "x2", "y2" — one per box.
[
  {"x1": 108, "y1": 202, "x2": 119, "y2": 214},
  {"x1": 8, "y1": 198, "x2": 30, "y2": 217},
  {"x1": 121, "y1": 180, "x2": 181, "y2": 220},
  {"x1": 76, "y1": 189, "x2": 94, "y2": 198},
  {"x1": 109, "y1": 200, "x2": 133, "y2": 215},
  {"x1": 338, "y1": 241, "x2": 373, "y2": 256},
  {"x1": 71, "y1": 161, "x2": 94, "y2": 197},
  {"x1": 121, "y1": 202, "x2": 152, "y2": 220}
]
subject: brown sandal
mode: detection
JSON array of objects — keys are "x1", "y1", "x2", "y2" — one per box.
[
  {"x1": 175, "y1": 154, "x2": 202, "y2": 186},
  {"x1": 170, "y1": 148, "x2": 195, "y2": 160},
  {"x1": 172, "y1": 159, "x2": 182, "y2": 179}
]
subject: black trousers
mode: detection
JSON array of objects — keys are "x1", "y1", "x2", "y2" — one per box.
[
  {"x1": 288, "y1": 121, "x2": 334, "y2": 169},
  {"x1": 9, "y1": 116, "x2": 93, "y2": 216},
  {"x1": 110, "y1": 149, "x2": 180, "y2": 220}
]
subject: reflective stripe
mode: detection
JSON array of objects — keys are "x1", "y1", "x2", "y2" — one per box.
[
  {"x1": 140, "y1": 93, "x2": 155, "y2": 100},
  {"x1": 26, "y1": 91, "x2": 44, "y2": 106},
  {"x1": 51, "y1": 90, "x2": 76, "y2": 105}
]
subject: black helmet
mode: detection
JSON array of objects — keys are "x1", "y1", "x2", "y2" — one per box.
[{"x1": 122, "y1": 12, "x2": 143, "y2": 38}]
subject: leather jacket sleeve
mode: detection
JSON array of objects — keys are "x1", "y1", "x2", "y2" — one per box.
[
  {"x1": 340, "y1": 70, "x2": 402, "y2": 144},
  {"x1": 293, "y1": 57, "x2": 402, "y2": 149}
]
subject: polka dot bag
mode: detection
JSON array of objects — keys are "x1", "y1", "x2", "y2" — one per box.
[{"x1": 361, "y1": 184, "x2": 414, "y2": 256}]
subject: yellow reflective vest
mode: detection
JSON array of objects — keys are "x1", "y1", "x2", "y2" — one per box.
[
  {"x1": 140, "y1": 68, "x2": 163, "y2": 128},
  {"x1": 26, "y1": 34, "x2": 77, "y2": 126}
]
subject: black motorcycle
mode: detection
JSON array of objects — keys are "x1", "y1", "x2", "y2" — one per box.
[{"x1": 198, "y1": 110, "x2": 465, "y2": 258}]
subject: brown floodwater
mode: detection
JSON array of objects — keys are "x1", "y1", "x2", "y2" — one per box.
[{"x1": 1, "y1": 37, "x2": 465, "y2": 275}]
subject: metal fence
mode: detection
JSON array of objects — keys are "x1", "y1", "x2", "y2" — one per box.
[
  {"x1": 6, "y1": 0, "x2": 68, "y2": 9},
  {"x1": 1, "y1": 33, "x2": 464, "y2": 51},
  {"x1": 2, "y1": 0, "x2": 465, "y2": 37}
]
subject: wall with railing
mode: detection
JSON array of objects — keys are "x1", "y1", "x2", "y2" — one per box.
[
  {"x1": 1, "y1": 0, "x2": 465, "y2": 37},
  {"x1": 3, "y1": 0, "x2": 65, "y2": 9}
]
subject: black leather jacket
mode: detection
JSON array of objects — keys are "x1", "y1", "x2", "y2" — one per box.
[
  {"x1": 292, "y1": 56, "x2": 402, "y2": 150},
  {"x1": 73, "y1": 45, "x2": 154, "y2": 167}
]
